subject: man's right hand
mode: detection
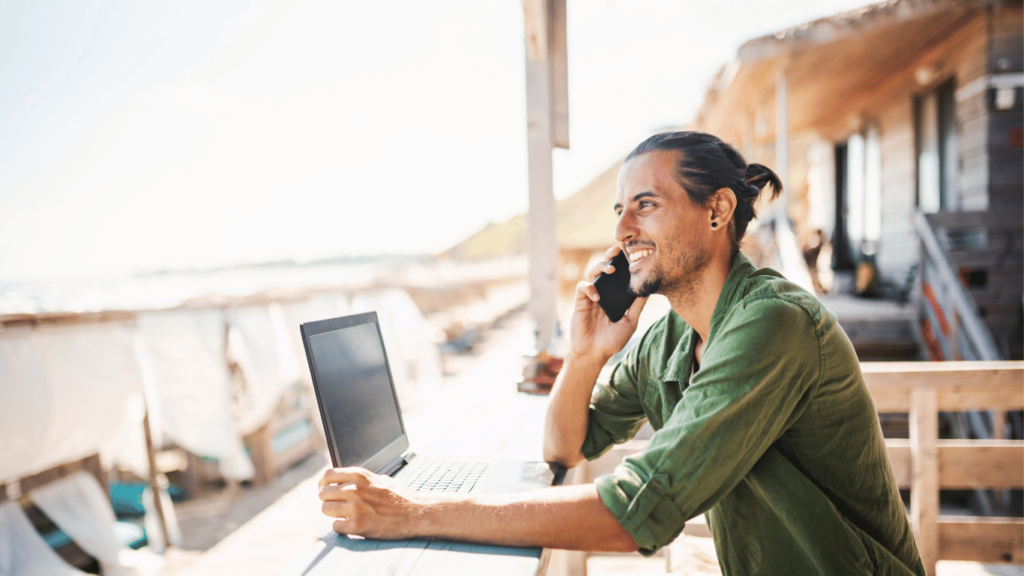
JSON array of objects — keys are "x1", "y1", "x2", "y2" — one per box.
[{"x1": 570, "y1": 245, "x2": 648, "y2": 363}]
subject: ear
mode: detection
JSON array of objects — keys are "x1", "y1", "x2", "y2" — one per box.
[{"x1": 709, "y1": 187, "x2": 737, "y2": 231}]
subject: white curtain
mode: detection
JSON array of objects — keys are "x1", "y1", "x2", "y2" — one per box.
[
  {"x1": 0, "y1": 501, "x2": 84, "y2": 576},
  {"x1": 224, "y1": 303, "x2": 302, "y2": 436},
  {"x1": 0, "y1": 323, "x2": 143, "y2": 482},
  {"x1": 136, "y1": 308, "x2": 254, "y2": 481},
  {"x1": 30, "y1": 471, "x2": 140, "y2": 576}
]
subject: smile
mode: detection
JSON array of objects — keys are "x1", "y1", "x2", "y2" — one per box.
[{"x1": 628, "y1": 249, "x2": 652, "y2": 263}]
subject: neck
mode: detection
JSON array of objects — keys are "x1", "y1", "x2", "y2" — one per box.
[{"x1": 665, "y1": 252, "x2": 733, "y2": 344}]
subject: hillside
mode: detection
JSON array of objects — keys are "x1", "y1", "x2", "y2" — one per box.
[{"x1": 441, "y1": 160, "x2": 622, "y2": 261}]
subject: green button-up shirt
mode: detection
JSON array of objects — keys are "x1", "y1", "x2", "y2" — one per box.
[{"x1": 583, "y1": 252, "x2": 924, "y2": 575}]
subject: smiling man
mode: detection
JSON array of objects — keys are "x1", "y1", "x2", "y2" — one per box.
[{"x1": 318, "y1": 131, "x2": 925, "y2": 575}]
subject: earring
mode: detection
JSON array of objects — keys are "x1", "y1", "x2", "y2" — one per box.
[{"x1": 711, "y1": 221, "x2": 718, "y2": 229}]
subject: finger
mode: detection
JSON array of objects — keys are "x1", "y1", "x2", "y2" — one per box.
[
  {"x1": 603, "y1": 245, "x2": 622, "y2": 261},
  {"x1": 322, "y1": 500, "x2": 355, "y2": 518},
  {"x1": 319, "y1": 467, "x2": 369, "y2": 489},
  {"x1": 333, "y1": 518, "x2": 357, "y2": 535},
  {"x1": 319, "y1": 484, "x2": 360, "y2": 502},
  {"x1": 585, "y1": 245, "x2": 623, "y2": 281},
  {"x1": 575, "y1": 281, "x2": 599, "y2": 303},
  {"x1": 623, "y1": 295, "x2": 648, "y2": 324}
]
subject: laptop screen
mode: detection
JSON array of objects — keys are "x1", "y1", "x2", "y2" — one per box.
[{"x1": 304, "y1": 315, "x2": 406, "y2": 469}]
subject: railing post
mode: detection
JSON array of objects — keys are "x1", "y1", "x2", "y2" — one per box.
[{"x1": 910, "y1": 386, "x2": 939, "y2": 575}]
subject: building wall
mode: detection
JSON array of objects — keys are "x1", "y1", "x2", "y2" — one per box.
[
  {"x1": 956, "y1": 14, "x2": 992, "y2": 211},
  {"x1": 877, "y1": 99, "x2": 919, "y2": 282},
  {"x1": 987, "y1": 6, "x2": 1024, "y2": 215}
]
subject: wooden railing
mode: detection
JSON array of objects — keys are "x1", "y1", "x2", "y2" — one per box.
[
  {"x1": 577, "y1": 361, "x2": 1024, "y2": 576},
  {"x1": 863, "y1": 361, "x2": 1024, "y2": 575}
]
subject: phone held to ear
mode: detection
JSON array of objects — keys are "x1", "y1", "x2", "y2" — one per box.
[{"x1": 592, "y1": 250, "x2": 637, "y2": 322}]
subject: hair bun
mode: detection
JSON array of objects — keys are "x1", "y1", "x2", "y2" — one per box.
[{"x1": 744, "y1": 163, "x2": 783, "y2": 201}]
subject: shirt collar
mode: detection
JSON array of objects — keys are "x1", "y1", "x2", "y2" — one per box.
[
  {"x1": 660, "y1": 251, "x2": 755, "y2": 385},
  {"x1": 708, "y1": 251, "x2": 756, "y2": 343}
]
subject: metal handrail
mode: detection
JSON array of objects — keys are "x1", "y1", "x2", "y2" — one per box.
[{"x1": 914, "y1": 210, "x2": 1001, "y2": 361}]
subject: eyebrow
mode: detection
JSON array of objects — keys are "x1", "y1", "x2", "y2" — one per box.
[{"x1": 614, "y1": 191, "x2": 659, "y2": 211}]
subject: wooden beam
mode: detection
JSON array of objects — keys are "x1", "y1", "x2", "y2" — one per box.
[
  {"x1": 548, "y1": 0, "x2": 569, "y2": 149},
  {"x1": 886, "y1": 439, "x2": 1024, "y2": 489},
  {"x1": 0, "y1": 454, "x2": 104, "y2": 504},
  {"x1": 910, "y1": 386, "x2": 938, "y2": 576},
  {"x1": 937, "y1": 516, "x2": 1024, "y2": 563},
  {"x1": 938, "y1": 440, "x2": 1024, "y2": 489},
  {"x1": 861, "y1": 361, "x2": 1024, "y2": 411}
]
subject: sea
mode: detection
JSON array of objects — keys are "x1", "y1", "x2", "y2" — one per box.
[{"x1": 0, "y1": 259, "x2": 411, "y2": 316}]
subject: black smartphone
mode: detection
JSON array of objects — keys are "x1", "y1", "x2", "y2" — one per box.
[{"x1": 592, "y1": 250, "x2": 637, "y2": 322}]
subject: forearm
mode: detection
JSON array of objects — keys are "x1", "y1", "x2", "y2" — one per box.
[
  {"x1": 542, "y1": 353, "x2": 608, "y2": 467},
  {"x1": 416, "y1": 484, "x2": 638, "y2": 552}
]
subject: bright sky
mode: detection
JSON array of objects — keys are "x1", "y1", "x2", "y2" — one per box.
[{"x1": 0, "y1": 0, "x2": 871, "y2": 282}]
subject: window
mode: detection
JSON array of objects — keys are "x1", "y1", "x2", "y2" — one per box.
[
  {"x1": 916, "y1": 79, "x2": 958, "y2": 212},
  {"x1": 834, "y1": 125, "x2": 882, "y2": 268}
]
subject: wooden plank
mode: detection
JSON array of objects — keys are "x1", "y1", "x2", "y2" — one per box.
[
  {"x1": 936, "y1": 385, "x2": 1024, "y2": 411},
  {"x1": 937, "y1": 516, "x2": 1024, "y2": 563},
  {"x1": 910, "y1": 387, "x2": 938, "y2": 576},
  {"x1": 866, "y1": 382, "x2": 1024, "y2": 412},
  {"x1": 0, "y1": 454, "x2": 104, "y2": 504},
  {"x1": 872, "y1": 388, "x2": 912, "y2": 413},
  {"x1": 938, "y1": 440, "x2": 1024, "y2": 489}
]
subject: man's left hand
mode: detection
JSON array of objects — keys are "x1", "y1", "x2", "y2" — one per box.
[{"x1": 318, "y1": 467, "x2": 435, "y2": 539}]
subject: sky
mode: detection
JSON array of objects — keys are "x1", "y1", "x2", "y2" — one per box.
[{"x1": 0, "y1": 0, "x2": 872, "y2": 282}]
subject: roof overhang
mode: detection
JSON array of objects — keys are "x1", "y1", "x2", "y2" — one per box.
[{"x1": 695, "y1": 0, "x2": 989, "y2": 141}]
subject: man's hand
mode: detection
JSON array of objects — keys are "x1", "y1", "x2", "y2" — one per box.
[
  {"x1": 543, "y1": 246, "x2": 648, "y2": 467},
  {"x1": 318, "y1": 468, "x2": 639, "y2": 552},
  {"x1": 570, "y1": 245, "x2": 647, "y2": 362},
  {"x1": 319, "y1": 467, "x2": 436, "y2": 539}
]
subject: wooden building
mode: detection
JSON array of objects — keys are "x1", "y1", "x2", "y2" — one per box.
[{"x1": 689, "y1": 0, "x2": 1023, "y2": 360}]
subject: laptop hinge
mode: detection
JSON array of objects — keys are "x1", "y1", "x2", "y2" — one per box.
[{"x1": 379, "y1": 451, "x2": 415, "y2": 477}]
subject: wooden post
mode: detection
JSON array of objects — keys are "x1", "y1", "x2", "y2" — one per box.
[
  {"x1": 523, "y1": 0, "x2": 564, "y2": 352},
  {"x1": 143, "y1": 409, "x2": 171, "y2": 550},
  {"x1": 774, "y1": 66, "x2": 788, "y2": 221},
  {"x1": 548, "y1": 0, "x2": 569, "y2": 150},
  {"x1": 910, "y1": 386, "x2": 939, "y2": 575}
]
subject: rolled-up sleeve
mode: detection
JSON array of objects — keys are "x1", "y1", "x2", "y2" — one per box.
[
  {"x1": 581, "y1": 354, "x2": 648, "y2": 461},
  {"x1": 594, "y1": 299, "x2": 822, "y2": 555}
]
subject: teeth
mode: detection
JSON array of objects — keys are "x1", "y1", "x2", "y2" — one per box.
[{"x1": 628, "y1": 249, "x2": 651, "y2": 263}]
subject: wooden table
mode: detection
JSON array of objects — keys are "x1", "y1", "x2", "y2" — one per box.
[{"x1": 284, "y1": 325, "x2": 565, "y2": 576}]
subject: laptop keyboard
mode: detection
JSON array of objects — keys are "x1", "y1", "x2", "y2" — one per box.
[{"x1": 402, "y1": 459, "x2": 490, "y2": 493}]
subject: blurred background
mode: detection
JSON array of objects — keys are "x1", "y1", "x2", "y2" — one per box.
[{"x1": 1, "y1": 0, "x2": 1021, "y2": 575}]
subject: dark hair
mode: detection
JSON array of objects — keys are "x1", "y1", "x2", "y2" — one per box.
[{"x1": 624, "y1": 131, "x2": 782, "y2": 251}]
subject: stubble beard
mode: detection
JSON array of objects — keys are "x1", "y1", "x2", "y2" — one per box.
[{"x1": 629, "y1": 235, "x2": 711, "y2": 307}]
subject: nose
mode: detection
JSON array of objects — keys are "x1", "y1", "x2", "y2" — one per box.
[{"x1": 614, "y1": 208, "x2": 637, "y2": 246}]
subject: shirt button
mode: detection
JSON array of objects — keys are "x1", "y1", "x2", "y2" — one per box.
[{"x1": 651, "y1": 480, "x2": 663, "y2": 490}]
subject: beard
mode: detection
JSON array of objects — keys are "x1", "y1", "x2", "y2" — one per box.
[{"x1": 628, "y1": 234, "x2": 711, "y2": 302}]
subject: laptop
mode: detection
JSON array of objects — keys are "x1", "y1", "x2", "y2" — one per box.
[{"x1": 300, "y1": 311, "x2": 564, "y2": 495}]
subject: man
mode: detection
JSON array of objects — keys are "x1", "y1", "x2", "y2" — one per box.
[{"x1": 319, "y1": 132, "x2": 924, "y2": 575}]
